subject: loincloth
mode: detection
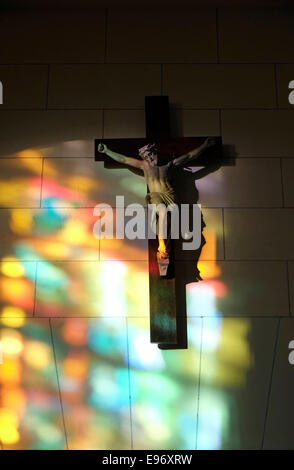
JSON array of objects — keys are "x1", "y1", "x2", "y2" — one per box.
[{"x1": 146, "y1": 188, "x2": 176, "y2": 207}]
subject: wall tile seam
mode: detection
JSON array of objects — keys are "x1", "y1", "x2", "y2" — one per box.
[
  {"x1": 1, "y1": 108, "x2": 290, "y2": 111},
  {"x1": 45, "y1": 64, "x2": 50, "y2": 111},
  {"x1": 104, "y1": 8, "x2": 108, "y2": 64},
  {"x1": 223, "y1": 207, "x2": 294, "y2": 210},
  {"x1": 1, "y1": 62, "x2": 294, "y2": 66},
  {"x1": 49, "y1": 318, "x2": 69, "y2": 450},
  {"x1": 42, "y1": 106, "x2": 294, "y2": 111},
  {"x1": 260, "y1": 316, "x2": 281, "y2": 450},
  {"x1": 2, "y1": 108, "x2": 294, "y2": 112}
]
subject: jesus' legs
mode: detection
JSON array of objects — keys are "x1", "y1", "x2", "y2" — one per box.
[{"x1": 157, "y1": 205, "x2": 169, "y2": 258}]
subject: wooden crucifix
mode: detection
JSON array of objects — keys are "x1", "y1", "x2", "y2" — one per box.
[{"x1": 95, "y1": 96, "x2": 223, "y2": 349}]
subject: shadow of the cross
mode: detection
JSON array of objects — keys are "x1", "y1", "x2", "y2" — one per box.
[{"x1": 160, "y1": 146, "x2": 236, "y2": 350}]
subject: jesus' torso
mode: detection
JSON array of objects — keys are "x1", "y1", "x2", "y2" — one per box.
[{"x1": 142, "y1": 161, "x2": 173, "y2": 193}]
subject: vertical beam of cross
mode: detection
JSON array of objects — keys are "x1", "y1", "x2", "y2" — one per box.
[{"x1": 145, "y1": 96, "x2": 179, "y2": 346}]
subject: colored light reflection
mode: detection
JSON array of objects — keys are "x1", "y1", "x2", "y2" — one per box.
[
  {"x1": 1, "y1": 258, "x2": 25, "y2": 278},
  {"x1": 24, "y1": 341, "x2": 52, "y2": 370},
  {"x1": 1, "y1": 307, "x2": 26, "y2": 328},
  {"x1": 1, "y1": 329, "x2": 23, "y2": 356},
  {"x1": 0, "y1": 322, "x2": 67, "y2": 449},
  {"x1": 0, "y1": 408, "x2": 20, "y2": 445},
  {"x1": 0, "y1": 141, "x2": 252, "y2": 450}
]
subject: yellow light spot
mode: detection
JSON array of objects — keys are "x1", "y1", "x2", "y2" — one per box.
[
  {"x1": 0, "y1": 408, "x2": 18, "y2": 427},
  {"x1": 0, "y1": 181, "x2": 27, "y2": 206},
  {"x1": 0, "y1": 409, "x2": 20, "y2": 444},
  {"x1": 0, "y1": 426, "x2": 20, "y2": 445},
  {"x1": 10, "y1": 209, "x2": 32, "y2": 235},
  {"x1": 1, "y1": 306, "x2": 26, "y2": 328},
  {"x1": 1, "y1": 329, "x2": 23, "y2": 356},
  {"x1": 0, "y1": 359, "x2": 21, "y2": 383},
  {"x1": 197, "y1": 261, "x2": 221, "y2": 279},
  {"x1": 67, "y1": 176, "x2": 96, "y2": 192},
  {"x1": 18, "y1": 157, "x2": 42, "y2": 175},
  {"x1": 18, "y1": 149, "x2": 42, "y2": 158},
  {"x1": 24, "y1": 341, "x2": 51, "y2": 369},
  {"x1": 40, "y1": 241, "x2": 70, "y2": 258},
  {"x1": 1, "y1": 258, "x2": 25, "y2": 278},
  {"x1": 200, "y1": 231, "x2": 217, "y2": 261},
  {"x1": 60, "y1": 219, "x2": 88, "y2": 245},
  {"x1": 1, "y1": 278, "x2": 29, "y2": 301}
]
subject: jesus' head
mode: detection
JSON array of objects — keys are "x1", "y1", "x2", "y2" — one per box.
[{"x1": 138, "y1": 143, "x2": 158, "y2": 166}]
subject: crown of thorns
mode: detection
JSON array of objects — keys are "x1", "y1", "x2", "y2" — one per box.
[{"x1": 138, "y1": 143, "x2": 158, "y2": 154}]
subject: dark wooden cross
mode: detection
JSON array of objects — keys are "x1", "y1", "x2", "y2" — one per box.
[{"x1": 95, "y1": 96, "x2": 223, "y2": 349}]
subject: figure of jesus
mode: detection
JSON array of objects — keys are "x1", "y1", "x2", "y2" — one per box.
[{"x1": 98, "y1": 138, "x2": 217, "y2": 265}]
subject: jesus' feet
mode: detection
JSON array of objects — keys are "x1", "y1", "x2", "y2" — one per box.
[{"x1": 157, "y1": 250, "x2": 169, "y2": 260}]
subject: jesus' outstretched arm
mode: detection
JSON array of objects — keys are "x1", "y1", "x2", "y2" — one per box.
[
  {"x1": 98, "y1": 143, "x2": 143, "y2": 169},
  {"x1": 171, "y1": 137, "x2": 217, "y2": 168}
]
